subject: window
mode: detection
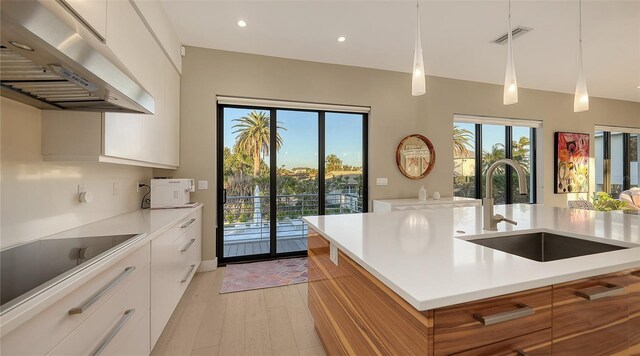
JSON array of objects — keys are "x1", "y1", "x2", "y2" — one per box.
[
  {"x1": 454, "y1": 118, "x2": 537, "y2": 204},
  {"x1": 594, "y1": 127, "x2": 640, "y2": 198},
  {"x1": 216, "y1": 99, "x2": 368, "y2": 263}
]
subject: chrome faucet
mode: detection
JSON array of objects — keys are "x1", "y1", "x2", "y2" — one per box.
[{"x1": 483, "y1": 159, "x2": 528, "y2": 231}]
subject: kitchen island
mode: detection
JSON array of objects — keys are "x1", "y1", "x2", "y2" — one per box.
[{"x1": 303, "y1": 204, "x2": 640, "y2": 355}]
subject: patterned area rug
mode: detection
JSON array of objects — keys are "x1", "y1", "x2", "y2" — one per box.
[{"x1": 219, "y1": 257, "x2": 308, "y2": 294}]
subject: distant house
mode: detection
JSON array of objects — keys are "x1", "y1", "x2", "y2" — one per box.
[
  {"x1": 325, "y1": 171, "x2": 362, "y2": 212},
  {"x1": 454, "y1": 151, "x2": 476, "y2": 179}
]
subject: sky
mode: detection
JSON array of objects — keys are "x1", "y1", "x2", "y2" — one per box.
[{"x1": 223, "y1": 108, "x2": 364, "y2": 169}]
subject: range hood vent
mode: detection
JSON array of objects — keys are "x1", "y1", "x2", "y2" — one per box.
[
  {"x1": 491, "y1": 26, "x2": 533, "y2": 45},
  {"x1": 0, "y1": 1, "x2": 154, "y2": 114}
]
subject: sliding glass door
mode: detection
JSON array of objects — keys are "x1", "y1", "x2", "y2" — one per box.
[{"x1": 217, "y1": 105, "x2": 367, "y2": 264}]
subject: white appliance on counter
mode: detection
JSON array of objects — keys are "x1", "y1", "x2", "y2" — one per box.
[{"x1": 151, "y1": 179, "x2": 196, "y2": 208}]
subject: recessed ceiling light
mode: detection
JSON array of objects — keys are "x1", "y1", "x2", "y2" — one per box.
[
  {"x1": 337, "y1": 36, "x2": 346, "y2": 42},
  {"x1": 9, "y1": 41, "x2": 34, "y2": 51},
  {"x1": 237, "y1": 20, "x2": 247, "y2": 28}
]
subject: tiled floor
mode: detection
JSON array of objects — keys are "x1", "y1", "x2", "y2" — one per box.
[
  {"x1": 224, "y1": 238, "x2": 308, "y2": 257},
  {"x1": 220, "y1": 258, "x2": 308, "y2": 294},
  {"x1": 151, "y1": 267, "x2": 326, "y2": 356}
]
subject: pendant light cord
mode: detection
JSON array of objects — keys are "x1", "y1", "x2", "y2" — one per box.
[
  {"x1": 508, "y1": 0, "x2": 512, "y2": 40},
  {"x1": 578, "y1": 0, "x2": 583, "y2": 50}
]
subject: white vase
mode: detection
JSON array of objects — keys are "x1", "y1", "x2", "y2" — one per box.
[
  {"x1": 418, "y1": 186, "x2": 427, "y2": 201},
  {"x1": 432, "y1": 191, "x2": 441, "y2": 200}
]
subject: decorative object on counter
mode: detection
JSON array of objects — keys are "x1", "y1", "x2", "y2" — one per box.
[
  {"x1": 620, "y1": 188, "x2": 640, "y2": 209},
  {"x1": 554, "y1": 132, "x2": 589, "y2": 193},
  {"x1": 433, "y1": 191, "x2": 441, "y2": 200},
  {"x1": 591, "y1": 192, "x2": 628, "y2": 212},
  {"x1": 574, "y1": 0, "x2": 589, "y2": 112},
  {"x1": 396, "y1": 134, "x2": 436, "y2": 179},
  {"x1": 411, "y1": 0, "x2": 426, "y2": 96},
  {"x1": 220, "y1": 258, "x2": 308, "y2": 294},
  {"x1": 503, "y1": 0, "x2": 518, "y2": 105},
  {"x1": 418, "y1": 186, "x2": 427, "y2": 201}
]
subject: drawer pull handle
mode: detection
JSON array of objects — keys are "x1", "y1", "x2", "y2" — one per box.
[
  {"x1": 180, "y1": 264, "x2": 196, "y2": 283},
  {"x1": 180, "y1": 239, "x2": 196, "y2": 253},
  {"x1": 91, "y1": 309, "x2": 135, "y2": 356},
  {"x1": 181, "y1": 218, "x2": 196, "y2": 229},
  {"x1": 472, "y1": 304, "x2": 534, "y2": 326},
  {"x1": 69, "y1": 266, "x2": 136, "y2": 315},
  {"x1": 576, "y1": 283, "x2": 625, "y2": 300}
]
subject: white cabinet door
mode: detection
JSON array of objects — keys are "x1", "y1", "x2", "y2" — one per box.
[{"x1": 60, "y1": 0, "x2": 107, "y2": 40}]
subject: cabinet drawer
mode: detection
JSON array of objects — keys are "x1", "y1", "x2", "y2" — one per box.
[
  {"x1": 453, "y1": 329, "x2": 552, "y2": 356},
  {"x1": 1, "y1": 244, "x2": 150, "y2": 355},
  {"x1": 150, "y1": 211, "x2": 201, "y2": 346},
  {"x1": 160, "y1": 212, "x2": 200, "y2": 247},
  {"x1": 552, "y1": 271, "x2": 632, "y2": 355},
  {"x1": 434, "y1": 287, "x2": 552, "y2": 355},
  {"x1": 48, "y1": 263, "x2": 150, "y2": 355}
]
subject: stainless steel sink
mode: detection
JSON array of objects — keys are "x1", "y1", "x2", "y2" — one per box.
[{"x1": 466, "y1": 232, "x2": 628, "y2": 262}]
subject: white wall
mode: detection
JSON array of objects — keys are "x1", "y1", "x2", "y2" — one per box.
[
  {"x1": 160, "y1": 47, "x2": 640, "y2": 261},
  {"x1": 0, "y1": 98, "x2": 153, "y2": 249}
]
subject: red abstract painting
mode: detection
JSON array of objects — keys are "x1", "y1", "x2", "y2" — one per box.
[{"x1": 554, "y1": 132, "x2": 590, "y2": 193}]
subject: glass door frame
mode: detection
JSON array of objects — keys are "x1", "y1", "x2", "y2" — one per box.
[{"x1": 216, "y1": 103, "x2": 368, "y2": 265}]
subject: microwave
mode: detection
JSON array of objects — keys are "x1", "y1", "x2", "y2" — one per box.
[{"x1": 150, "y1": 179, "x2": 195, "y2": 208}]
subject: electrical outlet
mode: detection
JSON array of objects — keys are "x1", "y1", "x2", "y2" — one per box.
[
  {"x1": 78, "y1": 184, "x2": 86, "y2": 194},
  {"x1": 376, "y1": 178, "x2": 388, "y2": 186},
  {"x1": 136, "y1": 182, "x2": 141, "y2": 192},
  {"x1": 198, "y1": 180, "x2": 208, "y2": 190},
  {"x1": 113, "y1": 182, "x2": 119, "y2": 196}
]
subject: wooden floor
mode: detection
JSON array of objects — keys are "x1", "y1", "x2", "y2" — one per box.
[
  {"x1": 151, "y1": 267, "x2": 326, "y2": 356},
  {"x1": 224, "y1": 238, "x2": 307, "y2": 257}
]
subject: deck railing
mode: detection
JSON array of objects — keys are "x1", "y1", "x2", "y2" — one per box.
[{"x1": 223, "y1": 193, "x2": 362, "y2": 243}]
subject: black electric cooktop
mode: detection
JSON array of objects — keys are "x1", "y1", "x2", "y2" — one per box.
[{"x1": 0, "y1": 234, "x2": 140, "y2": 313}]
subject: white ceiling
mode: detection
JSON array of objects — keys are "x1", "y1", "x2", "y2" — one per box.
[{"x1": 162, "y1": 0, "x2": 640, "y2": 103}]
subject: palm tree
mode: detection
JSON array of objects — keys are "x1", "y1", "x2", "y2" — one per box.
[
  {"x1": 232, "y1": 111, "x2": 285, "y2": 176},
  {"x1": 482, "y1": 143, "x2": 506, "y2": 174},
  {"x1": 511, "y1": 136, "x2": 531, "y2": 173},
  {"x1": 453, "y1": 126, "x2": 474, "y2": 158},
  {"x1": 325, "y1": 154, "x2": 344, "y2": 172}
]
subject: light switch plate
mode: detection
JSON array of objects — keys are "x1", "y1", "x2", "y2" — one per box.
[
  {"x1": 198, "y1": 180, "x2": 208, "y2": 190},
  {"x1": 376, "y1": 178, "x2": 388, "y2": 186},
  {"x1": 329, "y1": 242, "x2": 338, "y2": 266}
]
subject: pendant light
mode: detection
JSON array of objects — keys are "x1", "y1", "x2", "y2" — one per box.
[
  {"x1": 574, "y1": 0, "x2": 589, "y2": 112},
  {"x1": 412, "y1": 1, "x2": 426, "y2": 96},
  {"x1": 503, "y1": 0, "x2": 518, "y2": 105}
]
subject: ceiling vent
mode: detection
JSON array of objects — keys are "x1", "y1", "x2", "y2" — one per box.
[{"x1": 491, "y1": 26, "x2": 533, "y2": 45}]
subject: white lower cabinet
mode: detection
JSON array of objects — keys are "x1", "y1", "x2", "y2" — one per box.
[
  {"x1": 150, "y1": 209, "x2": 202, "y2": 346},
  {"x1": 0, "y1": 206, "x2": 203, "y2": 356},
  {"x1": 48, "y1": 264, "x2": 151, "y2": 355},
  {"x1": 1, "y1": 244, "x2": 150, "y2": 355}
]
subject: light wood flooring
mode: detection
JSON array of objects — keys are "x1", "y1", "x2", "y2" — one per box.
[{"x1": 151, "y1": 267, "x2": 326, "y2": 356}]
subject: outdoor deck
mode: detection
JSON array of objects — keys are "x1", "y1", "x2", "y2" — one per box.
[{"x1": 223, "y1": 237, "x2": 308, "y2": 257}]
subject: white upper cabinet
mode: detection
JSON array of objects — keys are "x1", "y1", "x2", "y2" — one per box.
[
  {"x1": 42, "y1": 0, "x2": 181, "y2": 169},
  {"x1": 59, "y1": 0, "x2": 108, "y2": 41}
]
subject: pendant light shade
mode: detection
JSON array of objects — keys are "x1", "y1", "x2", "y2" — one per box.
[
  {"x1": 412, "y1": 2, "x2": 426, "y2": 96},
  {"x1": 574, "y1": 0, "x2": 589, "y2": 112},
  {"x1": 503, "y1": 0, "x2": 518, "y2": 105}
]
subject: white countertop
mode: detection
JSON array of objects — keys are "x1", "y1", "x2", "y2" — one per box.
[
  {"x1": 37, "y1": 204, "x2": 204, "y2": 242},
  {"x1": 303, "y1": 204, "x2": 640, "y2": 311},
  {"x1": 373, "y1": 196, "x2": 479, "y2": 206}
]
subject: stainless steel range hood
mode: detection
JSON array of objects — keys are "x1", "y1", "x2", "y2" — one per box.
[{"x1": 0, "y1": 0, "x2": 154, "y2": 114}]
